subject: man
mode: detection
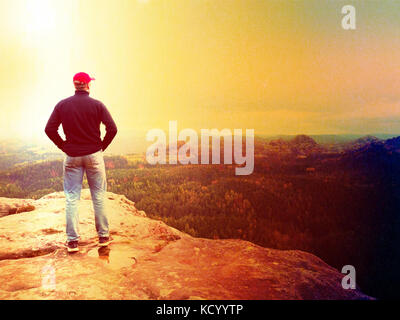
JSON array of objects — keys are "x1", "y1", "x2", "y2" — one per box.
[{"x1": 45, "y1": 72, "x2": 118, "y2": 253}]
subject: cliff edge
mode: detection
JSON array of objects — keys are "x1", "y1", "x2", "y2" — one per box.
[{"x1": 0, "y1": 190, "x2": 371, "y2": 300}]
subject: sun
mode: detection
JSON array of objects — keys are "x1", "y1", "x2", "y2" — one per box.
[{"x1": 23, "y1": 0, "x2": 56, "y2": 35}]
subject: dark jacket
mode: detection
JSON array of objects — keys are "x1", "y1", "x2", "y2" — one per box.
[{"x1": 45, "y1": 90, "x2": 117, "y2": 157}]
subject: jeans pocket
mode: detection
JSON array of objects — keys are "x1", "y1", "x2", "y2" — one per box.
[
  {"x1": 64, "y1": 156, "x2": 78, "y2": 167},
  {"x1": 88, "y1": 151, "x2": 104, "y2": 168}
]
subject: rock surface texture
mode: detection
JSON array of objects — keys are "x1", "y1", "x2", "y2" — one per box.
[{"x1": 0, "y1": 189, "x2": 371, "y2": 300}]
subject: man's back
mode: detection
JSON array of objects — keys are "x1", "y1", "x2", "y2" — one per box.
[
  {"x1": 45, "y1": 90, "x2": 117, "y2": 157},
  {"x1": 45, "y1": 73, "x2": 116, "y2": 252}
]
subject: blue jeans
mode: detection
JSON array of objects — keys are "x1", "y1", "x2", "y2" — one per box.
[{"x1": 63, "y1": 150, "x2": 109, "y2": 242}]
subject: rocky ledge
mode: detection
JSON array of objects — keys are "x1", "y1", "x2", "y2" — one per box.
[{"x1": 0, "y1": 189, "x2": 371, "y2": 300}]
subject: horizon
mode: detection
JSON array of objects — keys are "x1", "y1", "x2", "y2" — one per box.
[{"x1": 1, "y1": 131, "x2": 398, "y2": 156}]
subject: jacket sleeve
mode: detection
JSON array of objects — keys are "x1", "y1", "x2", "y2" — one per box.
[
  {"x1": 44, "y1": 104, "x2": 65, "y2": 151},
  {"x1": 100, "y1": 102, "x2": 118, "y2": 151}
]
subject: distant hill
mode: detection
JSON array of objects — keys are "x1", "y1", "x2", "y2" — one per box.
[
  {"x1": 267, "y1": 134, "x2": 322, "y2": 156},
  {"x1": 0, "y1": 139, "x2": 63, "y2": 171},
  {"x1": 257, "y1": 133, "x2": 400, "y2": 145},
  {"x1": 291, "y1": 134, "x2": 318, "y2": 146},
  {"x1": 334, "y1": 135, "x2": 400, "y2": 182},
  {"x1": 343, "y1": 135, "x2": 382, "y2": 151}
]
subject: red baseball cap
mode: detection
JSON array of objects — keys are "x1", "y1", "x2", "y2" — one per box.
[{"x1": 73, "y1": 72, "x2": 95, "y2": 84}]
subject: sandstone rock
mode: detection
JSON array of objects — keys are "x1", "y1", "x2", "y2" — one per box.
[
  {"x1": 0, "y1": 189, "x2": 371, "y2": 300},
  {"x1": 0, "y1": 197, "x2": 35, "y2": 218}
]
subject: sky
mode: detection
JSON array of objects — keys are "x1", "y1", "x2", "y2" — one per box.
[{"x1": 0, "y1": 0, "x2": 400, "y2": 150}]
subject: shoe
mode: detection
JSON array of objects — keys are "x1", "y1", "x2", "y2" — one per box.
[
  {"x1": 66, "y1": 240, "x2": 79, "y2": 253},
  {"x1": 98, "y1": 236, "x2": 113, "y2": 247}
]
